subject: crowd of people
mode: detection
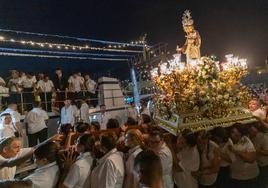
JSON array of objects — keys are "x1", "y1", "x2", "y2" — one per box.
[
  {"x1": 0, "y1": 68, "x2": 98, "y2": 112},
  {"x1": 0, "y1": 96, "x2": 266, "y2": 188},
  {"x1": 248, "y1": 83, "x2": 268, "y2": 104},
  {"x1": 0, "y1": 68, "x2": 267, "y2": 188}
]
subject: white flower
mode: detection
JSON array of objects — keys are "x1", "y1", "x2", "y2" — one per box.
[
  {"x1": 204, "y1": 65, "x2": 210, "y2": 69},
  {"x1": 224, "y1": 94, "x2": 229, "y2": 99},
  {"x1": 217, "y1": 95, "x2": 223, "y2": 100}
]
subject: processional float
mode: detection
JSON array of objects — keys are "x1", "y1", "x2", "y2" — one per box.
[{"x1": 152, "y1": 10, "x2": 257, "y2": 135}]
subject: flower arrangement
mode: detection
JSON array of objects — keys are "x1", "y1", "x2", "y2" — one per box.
[{"x1": 151, "y1": 54, "x2": 251, "y2": 121}]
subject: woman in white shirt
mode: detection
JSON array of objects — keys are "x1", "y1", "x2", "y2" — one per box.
[
  {"x1": 123, "y1": 129, "x2": 143, "y2": 188},
  {"x1": 229, "y1": 123, "x2": 259, "y2": 188},
  {"x1": 248, "y1": 122, "x2": 268, "y2": 188},
  {"x1": 196, "y1": 131, "x2": 220, "y2": 188},
  {"x1": 24, "y1": 141, "x2": 60, "y2": 188},
  {"x1": 211, "y1": 127, "x2": 234, "y2": 188},
  {"x1": 171, "y1": 129, "x2": 200, "y2": 188},
  {"x1": 59, "y1": 134, "x2": 95, "y2": 188}
]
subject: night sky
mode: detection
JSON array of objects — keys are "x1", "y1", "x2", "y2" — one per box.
[{"x1": 0, "y1": 0, "x2": 267, "y2": 78}]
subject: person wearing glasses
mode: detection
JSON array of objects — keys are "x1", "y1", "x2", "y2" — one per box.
[{"x1": 148, "y1": 127, "x2": 173, "y2": 188}]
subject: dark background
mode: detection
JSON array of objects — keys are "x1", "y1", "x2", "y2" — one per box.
[{"x1": 0, "y1": 0, "x2": 267, "y2": 79}]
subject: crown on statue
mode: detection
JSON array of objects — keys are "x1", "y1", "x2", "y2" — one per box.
[{"x1": 182, "y1": 10, "x2": 194, "y2": 27}]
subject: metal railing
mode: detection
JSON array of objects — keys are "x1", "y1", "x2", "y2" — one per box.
[{"x1": 0, "y1": 88, "x2": 128, "y2": 114}]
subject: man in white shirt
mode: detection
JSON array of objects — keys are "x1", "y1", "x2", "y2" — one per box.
[
  {"x1": 2, "y1": 102, "x2": 21, "y2": 129},
  {"x1": 148, "y1": 127, "x2": 174, "y2": 188},
  {"x1": 8, "y1": 70, "x2": 22, "y2": 106},
  {"x1": 77, "y1": 72, "x2": 84, "y2": 83},
  {"x1": 249, "y1": 99, "x2": 266, "y2": 120},
  {"x1": 23, "y1": 141, "x2": 59, "y2": 188},
  {"x1": 84, "y1": 74, "x2": 97, "y2": 107},
  {"x1": 84, "y1": 74, "x2": 96, "y2": 94},
  {"x1": 229, "y1": 125, "x2": 259, "y2": 186},
  {"x1": 25, "y1": 101, "x2": 49, "y2": 147},
  {"x1": 91, "y1": 132, "x2": 125, "y2": 188},
  {"x1": 97, "y1": 104, "x2": 112, "y2": 130},
  {"x1": 0, "y1": 76, "x2": 9, "y2": 108},
  {"x1": 248, "y1": 123, "x2": 268, "y2": 188},
  {"x1": 0, "y1": 113, "x2": 17, "y2": 139},
  {"x1": 0, "y1": 77, "x2": 6, "y2": 87},
  {"x1": 1, "y1": 102, "x2": 22, "y2": 132},
  {"x1": 134, "y1": 150, "x2": 163, "y2": 188},
  {"x1": 61, "y1": 99, "x2": 77, "y2": 126},
  {"x1": 21, "y1": 72, "x2": 37, "y2": 111},
  {"x1": 0, "y1": 137, "x2": 34, "y2": 180},
  {"x1": 36, "y1": 75, "x2": 54, "y2": 112},
  {"x1": 59, "y1": 134, "x2": 95, "y2": 188},
  {"x1": 79, "y1": 98, "x2": 90, "y2": 123},
  {"x1": 68, "y1": 73, "x2": 84, "y2": 101},
  {"x1": 127, "y1": 102, "x2": 138, "y2": 122}
]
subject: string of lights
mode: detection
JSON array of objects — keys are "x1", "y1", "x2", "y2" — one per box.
[
  {"x1": 0, "y1": 51, "x2": 129, "y2": 61},
  {"x1": 0, "y1": 36, "x2": 144, "y2": 53},
  {"x1": 0, "y1": 28, "x2": 146, "y2": 47},
  {"x1": 0, "y1": 47, "x2": 136, "y2": 57}
]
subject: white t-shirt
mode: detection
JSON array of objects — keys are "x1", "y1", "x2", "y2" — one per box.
[
  {"x1": 0, "y1": 148, "x2": 32, "y2": 180},
  {"x1": 0, "y1": 77, "x2": 6, "y2": 85},
  {"x1": 80, "y1": 103, "x2": 90, "y2": 124},
  {"x1": 230, "y1": 136, "x2": 259, "y2": 180},
  {"x1": 0, "y1": 77, "x2": 8, "y2": 97},
  {"x1": 36, "y1": 80, "x2": 54, "y2": 92},
  {"x1": 127, "y1": 107, "x2": 138, "y2": 121},
  {"x1": 61, "y1": 105, "x2": 77, "y2": 126},
  {"x1": 8, "y1": 78, "x2": 22, "y2": 92},
  {"x1": 68, "y1": 76, "x2": 84, "y2": 92},
  {"x1": 91, "y1": 148, "x2": 125, "y2": 188},
  {"x1": 1, "y1": 108, "x2": 21, "y2": 125},
  {"x1": 63, "y1": 152, "x2": 94, "y2": 188},
  {"x1": 78, "y1": 76, "x2": 84, "y2": 83},
  {"x1": 24, "y1": 161, "x2": 59, "y2": 188},
  {"x1": 85, "y1": 79, "x2": 96, "y2": 94},
  {"x1": 0, "y1": 86, "x2": 9, "y2": 97},
  {"x1": 0, "y1": 123, "x2": 16, "y2": 139},
  {"x1": 251, "y1": 132, "x2": 268, "y2": 167},
  {"x1": 199, "y1": 141, "x2": 219, "y2": 186},
  {"x1": 157, "y1": 143, "x2": 174, "y2": 188},
  {"x1": 173, "y1": 145, "x2": 200, "y2": 188},
  {"x1": 24, "y1": 108, "x2": 48, "y2": 134},
  {"x1": 97, "y1": 112, "x2": 112, "y2": 130},
  {"x1": 252, "y1": 108, "x2": 266, "y2": 121},
  {"x1": 21, "y1": 76, "x2": 36, "y2": 88},
  {"x1": 220, "y1": 139, "x2": 235, "y2": 167},
  {"x1": 124, "y1": 146, "x2": 142, "y2": 188}
]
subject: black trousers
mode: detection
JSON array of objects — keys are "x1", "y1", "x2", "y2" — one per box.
[
  {"x1": 28, "y1": 128, "x2": 48, "y2": 147},
  {"x1": 199, "y1": 183, "x2": 217, "y2": 188},
  {"x1": 23, "y1": 88, "x2": 34, "y2": 111},
  {"x1": 216, "y1": 166, "x2": 231, "y2": 188},
  {"x1": 258, "y1": 165, "x2": 268, "y2": 188},
  {"x1": 231, "y1": 177, "x2": 258, "y2": 188},
  {"x1": 40, "y1": 92, "x2": 52, "y2": 112},
  {"x1": 85, "y1": 91, "x2": 98, "y2": 107},
  {"x1": 56, "y1": 91, "x2": 65, "y2": 110}
]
